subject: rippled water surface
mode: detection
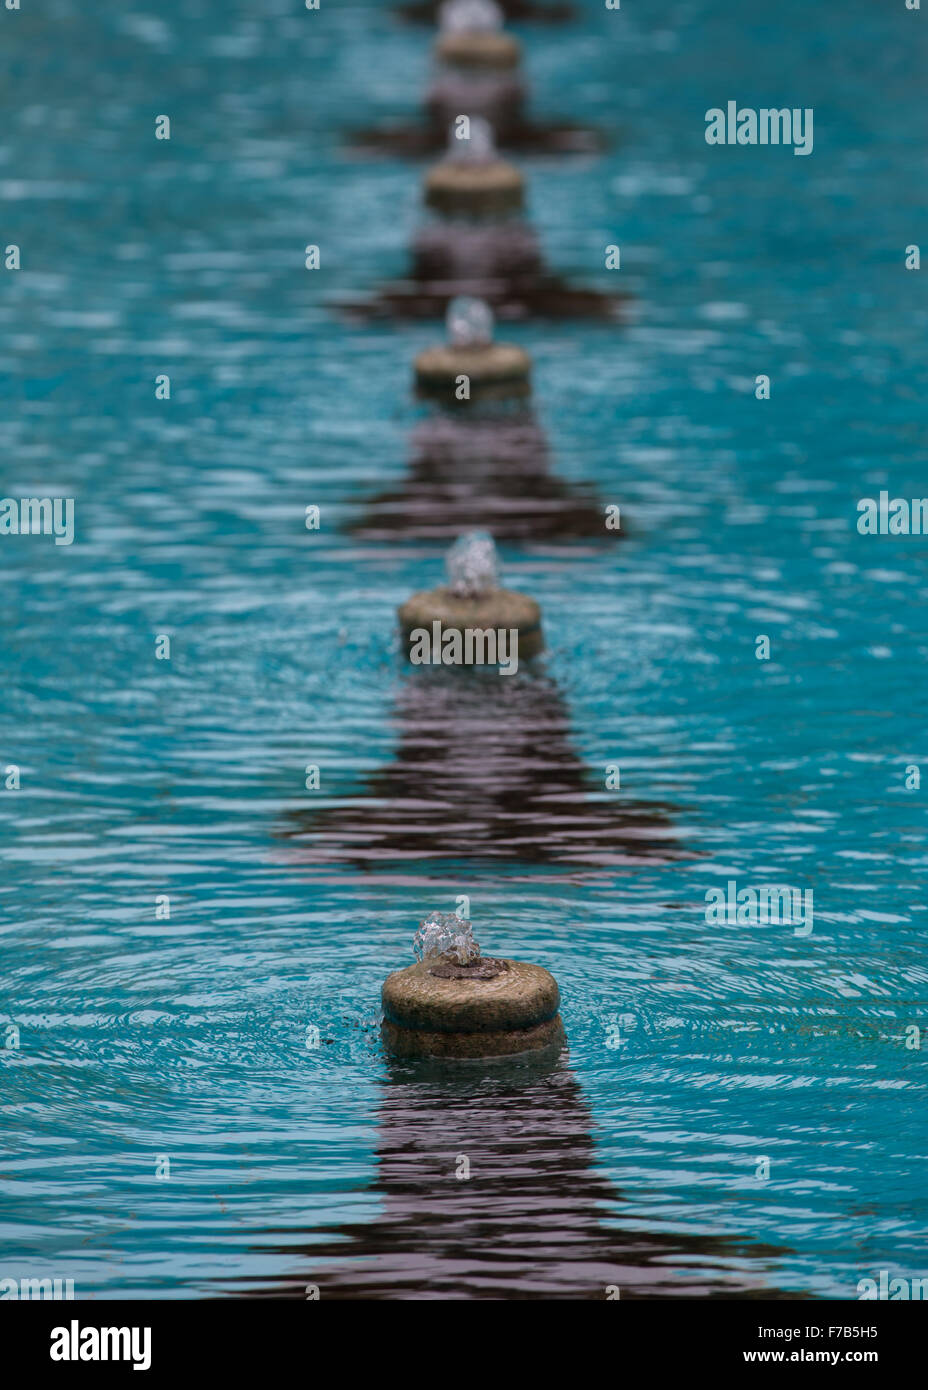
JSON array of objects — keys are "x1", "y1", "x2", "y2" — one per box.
[{"x1": 2, "y1": 0, "x2": 927, "y2": 1299}]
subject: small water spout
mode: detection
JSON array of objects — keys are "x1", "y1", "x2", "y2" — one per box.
[
  {"x1": 448, "y1": 115, "x2": 497, "y2": 164},
  {"x1": 446, "y1": 530, "x2": 500, "y2": 597},
  {"x1": 447, "y1": 295, "x2": 494, "y2": 348},
  {"x1": 413, "y1": 910, "x2": 481, "y2": 964},
  {"x1": 439, "y1": 0, "x2": 503, "y2": 32}
]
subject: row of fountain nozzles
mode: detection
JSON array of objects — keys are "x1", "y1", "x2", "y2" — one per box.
[{"x1": 381, "y1": 2, "x2": 561, "y2": 1062}]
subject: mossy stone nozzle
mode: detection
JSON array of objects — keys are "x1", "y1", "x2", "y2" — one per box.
[
  {"x1": 398, "y1": 531, "x2": 544, "y2": 663},
  {"x1": 415, "y1": 342, "x2": 531, "y2": 398},
  {"x1": 424, "y1": 153, "x2": 524, "y2": 218},
  {"x1": 435, "y1": 30, "x2": 521, "y2": 71},
  {"x1": 382, "y1": 912, "x2": 565, "y2": 1059},
  {"x1": 414, "y1": 295, "x2": 531, "y2": 401},
  {"x1": 424, "y1": 116, "x2": 523, "y2": 217}
]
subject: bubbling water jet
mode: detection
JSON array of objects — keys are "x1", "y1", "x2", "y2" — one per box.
[
  {"x1": 413, "y1": 909, "x2": 482, "y2": 965},
  {"x1": 439, "y1": 0, "x2": 504, "y2": 34},
  {"x1": 446, "y1": 528, "x2": 500, "y2": 597},
  {"x1": 448, "y1": 294, "x2": 494, "y2": 346}
]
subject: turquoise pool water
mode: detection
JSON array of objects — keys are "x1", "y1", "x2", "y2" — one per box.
[{"x1": 2, "y1": 0, "x2": 927, "y2": 1299}]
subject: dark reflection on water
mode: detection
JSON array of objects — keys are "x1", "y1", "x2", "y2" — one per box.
[
  {"x1": 351, "y1": 406, "x2": 609, "y2": 540},
  {"x1": 343, "y1": 223, "x2": 626, "y2": 321},
  {"x1": 245, "y1": 1052, "x2": 798, "y2": 1299},
  {"x1": 353, "y1": 272, "x2": 624, "y2": 323},
  {"x1": 350, "y1": 74, "x2": 603, "y2": 157},
  {"x1": 278, "y1": 671, "x2": 691, "y2": 869}
]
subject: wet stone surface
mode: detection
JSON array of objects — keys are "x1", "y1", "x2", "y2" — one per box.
[{"x1": 429, "y1": 956, "x2": 509, "y2": 980}]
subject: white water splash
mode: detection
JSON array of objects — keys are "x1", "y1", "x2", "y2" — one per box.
[
  {"x1": 448, "y1": 116, "x2": 497, "y2": 164},
  {"x1": 413, "y1": 910, "x2": 481, "y2": 964},
  {"x1": 439, "y1": 0, "x2": 503, "y2": 34},
  {"x1": 446, "y1": 530, "x2": 500, "y2": 597},
  {"x1": 447, "y1": 295, "x2": 494, "y2": 348}
]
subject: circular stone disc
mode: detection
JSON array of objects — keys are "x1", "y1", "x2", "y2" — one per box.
[
  {"x1": 435, "y1": 32, "x2": 522, "y2": 70},
  {"x1": 382, "y1": 957, "x2": 559, "y2": 1034},
  {"x1": 424, "y1": 160, "x2": 524, "y2": 217},
  {"x1": 414, "y1": 343, "x2": 532, "y2": 395},
  {"x1": 398, "y1": 586, "x2": 544, "y2": 659}
]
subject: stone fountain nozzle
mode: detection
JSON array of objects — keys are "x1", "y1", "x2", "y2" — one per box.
[
  {"x1": 398, "y1": 531, "x2": 545, "y2": 667},
  {"x1": 382, "y1": 910, "x2": 565, "y2": 1058},
  {"x1": 414, "y1": 296, "x2": 532, "y2": 401}
]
